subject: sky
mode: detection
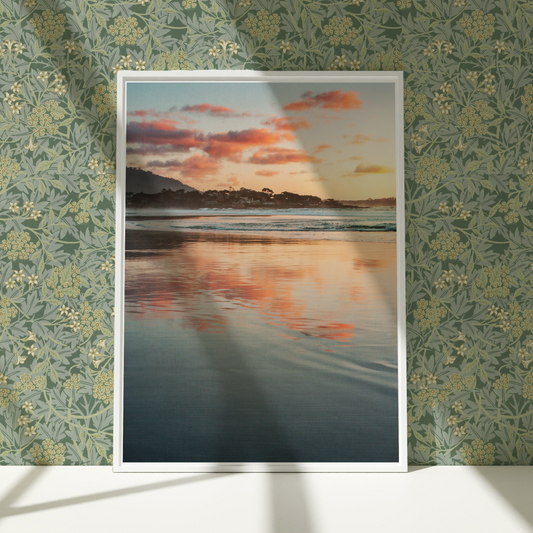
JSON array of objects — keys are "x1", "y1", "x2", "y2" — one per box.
[{"x1": 126, "y1": 81, "x2": 397, "y2": 201}]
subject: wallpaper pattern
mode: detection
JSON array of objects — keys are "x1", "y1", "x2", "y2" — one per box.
[{"x1": 0, "y1": 0, "x2": 532, "y2": 465}]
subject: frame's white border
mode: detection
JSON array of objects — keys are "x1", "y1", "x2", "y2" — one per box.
[{"x1": 114, "y1": 70, "x2": 406, "y2": 473}]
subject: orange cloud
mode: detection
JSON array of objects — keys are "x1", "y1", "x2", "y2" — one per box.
[
  {"x1": 347, "y1": 134, "x2": 389, "y2": 145},
  {"x1": 181, "y1": 103, "x2": 250, "y2": 117},
  {"x1": 283, "y1": 90, "x2": 363, "y2": 111},
  {"x1": 352, "y1": 163, "x2": 395, "y2": 175},
  {"x1": 249, "y1": 148, "x2": 322, "y2": 165},
  {"x1": 147, "y1": 154, "x2": 219, "y2": 178},
  {"x1": 312, "y1": 143, "x2": 332, "y2": 154},
  {"x1": 262, "y1": 117, "x2": 310, "y2": 132},
  {"x1": 255, "y1": 170, "x2": 280, "y2": 177},
  {"x1": 203, "y1": 128, "x2": 283, "y2": 160}
]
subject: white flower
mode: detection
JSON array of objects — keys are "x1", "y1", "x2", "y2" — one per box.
[
  {"x1": 13, "y1": 43, "x2": 25, "y2": 56},
  {"x1": 488, "y1": 305, "x2": 499, "y2": 316},
  {"x1": 0, "y1": 373, "x2": 7, "y2": 385},
  {"x1": 18, "y1": 415, "x2": 30, "y2": 426},
  {"x1": 59, "y1": 304, "x2": 70, "y2": 316},
  {"x1": 208, "y1": 46, "x2": 220, "y2": 58},
  {"x1": 11, "y1": 82, "x2": 22, "y2": 93},
  {"x1": 334, "y1": 54, "x2": 347, "y2": 67},
  {"x1": 423, "y1": 46, "x2": 434, "y2": 57},
  {"x1": 459, "y1": 210, "x2": 472, "y2": 221},
  {"x1": 22, "y1": 401, "x2": 34, "y2": 413},
  {"x1": 452, "y1": 201, "x2": 464, "y2": 210},
  {"x1": 483, "y1": 73, "x2": 496, "y2": 84},
  {"x1": 440, "y1": 82, "x2": 452, "y2": 93},
  {"x1": 518, "y1": 348, "x2": 528, "y2": 359},
  {"x1": 25, "y1": 331, "x2": 37, "y2": 342},
  {"x1": 466, "y1": 71, "x2": 479, "y2": 83},
  {"x1": 228, "y1": 43, "x2": 240, "y2": 55},
  {"x1": 438, "y1": 202, "x2": 450, "y2": 214},
  {"x1": 442, "y1": 43, "x2": 455, "y2": 55},
  {"x1": 410, "y1": 373, "x2": 421, "y2": 385},
  {"x1": 104, "y1": 158, "x2": 115, "y2": 170},
  {"x1": 494, "y1": 40, "x2": 507, "y2": 53},
  {"x1": 88, "y1": 158, "x2": 99, "y2": 170},
  {"x1": 453, "y1": 0, "x2": 466, "y2": 6},
  {"x1": 442, "y1": 269, "x2": 455, "y2": 282},
  {"x1": 101, "y1": 260, "x2": 112, "y2": 272},
  {"x1": 12, "y1": 270, "x2": 25, "y2": 282},
  {"x1": 120, "y1": 55, "x2": 133, "y2": 68},
  {"x1": 37, "y1": 71, "x2": 50, "y2": 83},
  {"x1": 53, "y1": 84, "x2": 67, "y2": 96},
  {"x1": 483, "y1": 84, "x2": 496, "y2": 96},
  {"x1": 64, "y1": 40, "x2": 77, "y2": 53},
  {"x1": 518, "y1": 158, "x2": 529, "y2": 170},
  {"x1": 239, "y1": 0, "x2": 251, "y2": 6},
  {"x1": 455, "y1": 344, "x2": 467, "y2": 356},
  {"x1": 440, "y1": 102, "x2": 452, "y2": 114},
  {"x1": 457, "y1": 274, "x2": 468, "y2": 287},
  {"x1": 453, "y1": 425, "x2": 466, "y2": 437},
  {"x1": 27, "y1": 274, "x2": 39, "y2": 287},
  {"x1": 434, "y1": 278, "x2": 446, "y2": 289},
  {"x1": 349, "y1": 59, "x2": 361, "y2": 70},
  {"x1": 455, "y1": 331, "x2": 466, "y2": 342},
  {"x1": 454, "y1": 137, "x2": 467, "y2": 151},
  {"x1": 4, "y1": 279, "x2": 16, "y2": 289},
  {"x1": 426, "y1": 373, "x2": 437, "y2": 385},
  {"x1": 30, "y1": 210, "x2": 42, "y2": 221},
  {"x1": 69, "y1": 321, "x2": 81, "y2": 332},
  {"x1": 112, "y1": 63, "x2": 122, "y2": 75},
  {"x1": 447, "y1": 415, "x2": 459, "y2": 426},
  {"x1": 4, "y1": 92, "x2": 16, "y2": 104},
  {"x1": 25, "y1": 344, "x2": 37, "y2": 357},
  {"x1": 53, "y1": 73, "x2": 66, "y2": 85},
  {"x1": 411, "y1": 133, "x2": 422, "y2": 144},
  {"x1": 24, "y1": 425, "x2": 37, "y2": 438},
  {"x1": 8, "y1": 202, "x2": 20, "y2": 213},
  {"x1": 137, "y1": 0, "x2": 149, "y2": 4},
  {"x1": 24, "y1": 0, "x2": 37, "y2": 6},
  {"x1": 433, "y1": 92, "x2": 446, "y2": 104},
  {"x1": 135, "y1": 60, "x2": 146, "y2": 71},
  {"x1": 24, "y1": 137, "x2": 38, "y2": 151},
  {"x1": 280, "y1": 41, "x2": 292, "y2": 53},
  {"x1": 23, "y1": 200, "x2": 35, "y2": 210}
]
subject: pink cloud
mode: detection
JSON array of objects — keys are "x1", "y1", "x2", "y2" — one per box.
[{"x1": 283, "y1": 90, "x2": 363, "y2": 111}]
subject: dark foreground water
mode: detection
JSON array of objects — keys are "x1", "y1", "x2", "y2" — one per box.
[{"x1": 123, "y1": 211, "x2": 399, "y2": 463}]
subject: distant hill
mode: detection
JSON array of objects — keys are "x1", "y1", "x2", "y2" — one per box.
[
  {"x1": 342, "y1": 197, "x2": 396, "y2": 208},
  {"x1": 126, "y1": 167, "x2": 195, "y2": 194}
]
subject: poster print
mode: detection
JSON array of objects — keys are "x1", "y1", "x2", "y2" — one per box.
[{"x1": 114, "y1": 71, "x2": 406, "y2": 472}]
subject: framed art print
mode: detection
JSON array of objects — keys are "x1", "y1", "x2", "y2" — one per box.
[{"x1": 114, "y1": 70, "x2": 406, "y2": 472}]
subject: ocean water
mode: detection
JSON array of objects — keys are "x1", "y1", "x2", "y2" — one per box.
[{"x1": 123, "y1": 209, "x2": 399, "y2": 463}]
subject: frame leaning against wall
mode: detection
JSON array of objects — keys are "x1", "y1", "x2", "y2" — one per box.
[{"x1": 113, "y1": 70, "x2": 406, "y2": 473}]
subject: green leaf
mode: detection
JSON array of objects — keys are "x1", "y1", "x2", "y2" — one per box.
[
  {"x1": 36, "y1": 160, "x2": 52, "y2": 172},
  {"x1": 466, "y1": 160, "x2": 481, "y2": 172}
]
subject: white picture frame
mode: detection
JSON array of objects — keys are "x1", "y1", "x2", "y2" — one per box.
[{"x1": 114, "y1": 70, "x2": 406, "y2": 473}]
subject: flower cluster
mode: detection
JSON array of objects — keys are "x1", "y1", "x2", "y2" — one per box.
[
  {"x1": 111, "y1": 54, "x2": 147, "y2": 75},
  {"x1": 488, "y1": 303, "x2": 533, "y2": 338},
  {"x1": 0, "y1": 296, "x2": 17, "y2": 328},
  {"x1": 326, "y1": 54, "x2": 361, "y2": 71},
  {"x1": 0, "y1": 155, "x2": 21, "y2": 189},
  {"x1": 404, "y1": 87, "x2": 427, "y2": 124},
  {"x1": 93, "y1": 371, "x2": 114, "y2": 404},
  {"x1": 523, "y1": 373, "x2": 533, "y2": 400},
  {"x1": 493, "y1": 374, "x2": 510, "y2": 390},
  {"x1": 414, "y1": 297, "x2": 447, "y2": 330},
  {"x1": 14, "y1": 373, "x2": 46, "y2": 391},
  {"x1": 68, "y1": 197, "x2": 93, "y2": 224},
  {"x1": 430, "y1": 231, "x2": 467, "y2": 261},
  {"x1": 30, "y1": 439, "x2": 66, "y2": 465},
  {"x1": 108, "y1": 16, "x2": 145, "y2": 46},
  {"x1": 322, "y1": 16, "x2": 359, "y2": 46},
  {"x1": 476, "y1": 264, "x2": 511, "y2": 298},
  {"x1": 415, "y1": 155, "x2": 450, "y2": 189},
  {"x1": 432, "y1": 81, "x2": 453, "y2": 115},
  {"x1": 91, "y1": 82, "x2": 117, "y2": 116},
  {"x1": 434, "y1": 269, "x2": 468, "y2": 289},
  {"x1": 456, "y1": 99, "x2": 495, "y2": 137},
  {"x1": 498, "y1": 197, "x2": 522, "y2": 225},
  {"x1": 86, "y1": 339, "x2": 108, "y2": 368},
  {"x1": 416, "y1": 387, "x2": 450, "y2": 409},
  {"x1": 79, "y1": 302, "x2": 106, "y2": 339},
  {"x1": 208, "y1": 40, "x2": 240, "y2": 60},
  {"x1": 27, "y1": 100, "x2": 66, "y2": 136},
  {"x1": 8, "y1": 200, "x2": 43, "y2": 221},
  {"x1": 4, "y1": 269, "x2": 39, "y2": 291},
  {"x1": 46, "y1": 264, "x2": 81, "y2": 298},
  {"x1": 64, "y1": 374, "x2": 81, "y2": 390},
  {"x1": 0, "y1": 389, "x2": 19, "y2": 408},
  {"x1": 182, "y1": 0, "x2": 196, "y2": 8},
  {"x1": 517, "y1": 341, "x2": 533, "y2": 369},
  {"x1": 459, "y1": 9, "x2": 495, "y2": 41},
  {"x1": 1, "y1": 231, "x2": 37, "y2": 261},
  {"x1": 30, "y1": 10, "x2": 66, "y2": 42},
  {"x1": 521, "y1": 84, "x2": 533, "y2": 115},
  {"x1": 460, "y1": 439, "x2": 495, "y2": 465},
  {"x1": 245, "y1": 10, "x2": 281, "y2": 41},
  {"x1": 444, "y1": 373, "x2": 477, "y2": 390}
]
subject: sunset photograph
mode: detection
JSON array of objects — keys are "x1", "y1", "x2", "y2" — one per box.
[{"x1": 120, "y1": 75, "x2": 402, "y2": 466}]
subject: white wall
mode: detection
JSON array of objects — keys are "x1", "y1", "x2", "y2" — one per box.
[{"x1": 1, "y1": 467, "x2": 532, "y2": 533}]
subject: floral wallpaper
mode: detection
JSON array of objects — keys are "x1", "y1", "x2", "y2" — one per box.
[{"x1": 0, "y1": 0, "x2": 532, "y2": 466}]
